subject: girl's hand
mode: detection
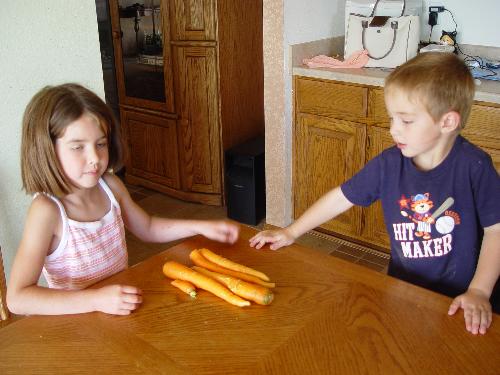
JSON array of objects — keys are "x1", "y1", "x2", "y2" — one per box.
[
  {"x1": 198, "y1": 220, "x2": 240, "y2": 244},
  {"x1": 249, "y1": 229, "x2": 295, "y2": 250},
  {"x1": 93, "y1": 285, "x2": 143, "y2": 315},
  {"x1": 448, "y1": 288, "x2": 492, "y2": 335}
]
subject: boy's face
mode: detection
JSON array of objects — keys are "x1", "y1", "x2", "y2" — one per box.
[{"x1": 385, "y1": 87, "x2": 451, "y2": 169}]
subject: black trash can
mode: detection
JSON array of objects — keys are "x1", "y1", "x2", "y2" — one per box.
[{"x1": 225, "y1": 136, "x2": 265, "y2": 225}]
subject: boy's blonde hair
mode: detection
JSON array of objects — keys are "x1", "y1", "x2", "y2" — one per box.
[
  {"x1": 21, "y1": 83, "x2": 123, "y2": 197},
  {"x1": 385, "y1": 52, "x2": 475, "y2": 129}
]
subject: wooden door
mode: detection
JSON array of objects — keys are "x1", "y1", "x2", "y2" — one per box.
[
  {"x1": 361, "y1": 126, "x2": 394, "y2": 251},
  {"x1": 109, "y1": 0, "x2": 174, "y2": 112},
  {"x1": 170, "y1": 0, "x2": 216, "y2": 41},
  {"x1": 462, "y1": 103, "x2": 500, "y2": 173},
  {"x1": 481, "y1": 146, "x2": 500, "y2": 174},
  {"x1": 294, "y1": 113, "x2": 366, "y2": 237},
  {"x1": 121, "y1": 109, "x2": 180, "y2": 189},
  {"x1": 173, "y1": 46, "x2": 221, "y2": 194}
]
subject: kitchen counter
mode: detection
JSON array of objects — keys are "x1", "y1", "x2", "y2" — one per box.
[{"x1": 293, "y1": 65, "x2": 500, "y2": 104}]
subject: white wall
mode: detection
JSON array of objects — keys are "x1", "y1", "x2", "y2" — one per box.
[
  {"x1": 422, "y1": 0, "x2": 500, "y2": 46},
  {"x1": 0, "y1": 2, "x2": 104, "y2": 281}
]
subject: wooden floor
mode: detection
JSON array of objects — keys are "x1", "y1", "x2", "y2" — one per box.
[{"x1": 126, "y1": 184, "x2": 390, "y2": 273}]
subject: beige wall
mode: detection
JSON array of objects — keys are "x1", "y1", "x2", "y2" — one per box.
[
  {"x1": 263, "y1": 0, "x2": 289, "y2": 227},
  {"x1": 0, "y1": 2, "x2": 104, "y2": 281}
]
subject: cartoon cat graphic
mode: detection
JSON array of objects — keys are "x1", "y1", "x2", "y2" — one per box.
[{"x1": 401, "y1": 193, "x2": 435, "y2": 240}]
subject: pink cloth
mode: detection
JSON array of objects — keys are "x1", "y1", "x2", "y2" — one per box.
[
  {"x1": 41, "y1": 178, "x2": 128, "y2": 290},
  {"x1": 303, "y1": 50, "x2": 369, "y2": 69}
]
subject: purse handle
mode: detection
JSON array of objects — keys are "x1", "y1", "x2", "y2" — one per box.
[
  {"x1": 362, "y1": 0, "x2": 407, "y2": 60},
  {"x1": 369, "y1": 0, "x2": 406, "y2": 17}
]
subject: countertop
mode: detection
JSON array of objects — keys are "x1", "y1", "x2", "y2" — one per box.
[{"x1": 293, "y1": 65, "x2": 500, "y2": 104}]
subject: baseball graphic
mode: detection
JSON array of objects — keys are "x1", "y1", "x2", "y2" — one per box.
[{"x1": 435, "y1": 215, "x2": 455, "y2": 234}]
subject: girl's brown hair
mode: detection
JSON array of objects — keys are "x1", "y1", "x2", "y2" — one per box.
[
  {"x1": 385, "y1": 52, "x2": 475, "y2": 129},
  {"x1": 21, "y1": 83, "x2": 123, "y2": 197}
]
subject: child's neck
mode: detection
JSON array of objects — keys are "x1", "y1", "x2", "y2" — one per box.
[
  {"x1": 412, "y1": 134, "x2": 458, "y2": 172},
  {"x1": 61, "y1": 183, "x2": 109, "y2": 222}
]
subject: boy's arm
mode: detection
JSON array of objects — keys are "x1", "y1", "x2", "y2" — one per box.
[
  {"x1": 448, "y1": 222, "x2": 500, "y2": 334},
  {"x1": 249, "y1": 187, "x2": 354, "y2": 250},
  {"x1": 105, "y1": 174, "x2": 238, "y2": 244}
]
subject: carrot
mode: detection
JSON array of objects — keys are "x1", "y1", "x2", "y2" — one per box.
[
  {"x1": 162, "y1": 261, "x2": 250, "y2": 307},
  {"x1": 198, "y1": 248, "x2": 270, "y2": 281},
  {"x1": 190, "y1": 250, "x2": 275, "y2": 288},
  {"x1": 193, "y1": 266, "x2": 274, "y2": 305},
  {"x1": 171, "y1": 279, "x2": 197, "y2": 298}
]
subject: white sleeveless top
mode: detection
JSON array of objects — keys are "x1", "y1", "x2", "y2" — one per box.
[{"x1": 41, "y1": 178, "x2": 128, "y2": 290}]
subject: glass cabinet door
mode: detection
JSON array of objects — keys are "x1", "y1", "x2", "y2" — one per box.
[{"x1": 111, "y1": 0, "x2": 174, "y2": 112}]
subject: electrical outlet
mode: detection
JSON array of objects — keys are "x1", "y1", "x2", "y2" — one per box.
[{"x1": 429, "y1": 6, "x2": 445, "y2": 13}]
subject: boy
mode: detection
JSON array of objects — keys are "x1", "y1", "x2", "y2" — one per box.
[{"x1": 249, "y1": 52, "x2": 500, "y2": 335}]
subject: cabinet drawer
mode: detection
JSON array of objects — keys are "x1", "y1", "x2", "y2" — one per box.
[
  {"x1": 296, "y1": 78, "x2": 368, "y2": 119},
  {"x1": 368, "y1": 88, "x2": 390, "y2": 126},
  {"x1": 462, "y1": 104, "x2": 500, "y2": 150}
]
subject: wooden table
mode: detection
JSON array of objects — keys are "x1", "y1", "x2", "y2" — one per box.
[{"x1": 1, "y1": 226, "x2": 499, "y2": 374}]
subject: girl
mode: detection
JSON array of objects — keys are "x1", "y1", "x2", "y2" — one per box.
[{"x1": 7, "y1": 83, "x2": 239, "y2": 316}]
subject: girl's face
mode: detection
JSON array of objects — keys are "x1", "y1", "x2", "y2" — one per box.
[{"x1": 55, "y1": 113, "x2": 109, "y2": 191}]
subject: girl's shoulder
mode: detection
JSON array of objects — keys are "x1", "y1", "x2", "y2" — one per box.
[
  {"x1": 101, "y1": 172, "x2": 128, "y2": 202},
  {"x1": 27, "y1": 194, "x2": 62, "y2": 234},
  {"x1": 31, "y1": 193, "x2": 61, "y2": 218}
]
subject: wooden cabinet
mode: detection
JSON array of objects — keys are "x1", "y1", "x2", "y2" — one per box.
[
  {"x1": 170, "y1": 0, "x2": 216, "y2": 41},
  {"x1": 294, "y1": 76, "x2": 500, "y2": 252},
  {"x1": 295, "y1": 113, "x2": 365, "y2": 238},
  {"x1": 121, "y1": 109, "x2": 180, "y2": 189},
  {"x1": 110, "y1": 0, "x2": 264, "y2": 205},
  {"x1": 173, "y1": 46, "x2": 220, "y2": 194}
]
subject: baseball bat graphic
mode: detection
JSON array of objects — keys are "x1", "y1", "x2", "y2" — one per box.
[{"x1": 431, "y1": 197, "x2": 454, "y2": 220}]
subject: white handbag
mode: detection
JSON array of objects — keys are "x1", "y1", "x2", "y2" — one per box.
[{"x1": 344, "y1": 0, "x2": 420, "y2": 68}]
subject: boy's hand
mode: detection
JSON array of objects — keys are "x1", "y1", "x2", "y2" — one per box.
[
  {"x1": 249, "y1": 229, "x2": 295, "y2": 250},
  {"x1": 93, "y1": 285, "x2": 143, "y2": 315},
  {"x1": 198, "y1": 220, "x2": 239, "y2": 244},
  {"x1": 448, "y1": 288, "x2": 492, "y2": 335}
]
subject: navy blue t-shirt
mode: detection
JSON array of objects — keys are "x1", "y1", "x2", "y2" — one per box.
[{"x1": 341, "y1": 136, "x2": 500, "y2": 307}]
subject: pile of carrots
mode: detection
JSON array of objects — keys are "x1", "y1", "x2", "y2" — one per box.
[{"x1": 162, "y1": 248, "x2": 275, "y2": 307}]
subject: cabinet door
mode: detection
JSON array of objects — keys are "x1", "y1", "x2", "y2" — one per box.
[
  {"x1": 294, "y1": 113, "x2": 366, "y2": 237},
  {"x1": 174, "y1": 46, "x2": 221, "y2": 194},
  {"x1": 109, "y1": 0, "x2": 174, "y2": 112},
  {"x1": 121, "y1": 110, "x2": 180, "y2": 189},
  {"x1": 462, "y1": 103, "x2": 500, "y2": 173},
  {"x1": 170, "y1": 0, "x2": 216, "y2": 41},
  {"x1": 481, "y1": 146, "x2": 500, "y2": 174},
  {"x1": 361, "y1": 126, "x2": 393, "y2": 251}
]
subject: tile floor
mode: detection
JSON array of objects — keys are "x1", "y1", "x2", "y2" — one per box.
[{"x1": 126, "y1": 184, "x2": 390, "y2": 274}]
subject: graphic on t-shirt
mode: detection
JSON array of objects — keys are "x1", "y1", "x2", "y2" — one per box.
[{"x1": 394, "y1": 193, "x2": 461, "y2": 258}]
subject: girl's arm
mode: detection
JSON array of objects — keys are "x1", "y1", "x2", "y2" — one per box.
[
  {"x1": 249, "y1": 187, "x2": 354, "y2": 250},
  {"x1": 448, "y1": 222, "x2": 500, "y2": 335},
  {"x1": 7, "y1": 196, "x2": 142, "y2": 316},
  {"x1": 104, "y1": 174, "x2": 239, "y2": 244}
]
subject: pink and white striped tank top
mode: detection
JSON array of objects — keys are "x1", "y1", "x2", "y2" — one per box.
[{"x1": 41, "y1": 178, "x2": 128, "y2": 290}]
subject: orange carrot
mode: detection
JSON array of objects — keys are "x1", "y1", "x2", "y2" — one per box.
[
  {"x1": 190, "y1": 250, "x2": 275, "y2": 288},
  {"x1": 193, "y1": 266, "x2": 274, "y2": 305},
  {"x1": 199, "y1": 248, "x2": 270, "y2": 281},
  {"x1": 171, "y1": 279, "x2": 197, "y2": 298},
  {"x1": 162, "y1": 261, "x2": 250, "y2": 307}
]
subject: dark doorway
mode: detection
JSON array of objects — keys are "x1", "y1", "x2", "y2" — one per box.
[{"x1": 95, "y1": 0, "x2": 120, "y2": 120}]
